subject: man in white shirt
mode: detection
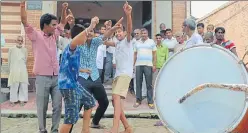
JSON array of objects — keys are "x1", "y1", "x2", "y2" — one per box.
[
  {"x1": 182, "y1": 18, "x2": 203, "y2": 48},
  {"x1": 104, "y1": 2, "x2": 134, "y2": 132},
  {"x1": 96, "y1": 44, "x2": 106, "y2": 83},
  {"x1": 58, "y1": 29, "x2": 72, "y2": 51},
  {"x1": 162, "y1": 29, "x2": 178, "y2": 57},
  {"x1": 1, "y1": 34, "x2": 5, "y2": 65}
]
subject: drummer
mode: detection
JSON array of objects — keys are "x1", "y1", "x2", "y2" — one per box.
[{"x1": 214, "y1": 27, "x2": 238, "y2": 57}]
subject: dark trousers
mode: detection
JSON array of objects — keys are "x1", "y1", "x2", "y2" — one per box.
[
  {"x1": 135, "y1": 66, "x2": 154, "y2": 104},
  {"x1": 129, "y1": 78, "x2": 134, "y2": 92},
  {"x1": 69, "y1": 76, "x2": 109, "y2": 133}
]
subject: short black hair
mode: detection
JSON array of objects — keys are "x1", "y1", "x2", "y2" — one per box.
[
  {"x1": 160, "y1": 30, "x2": 166, "y2": 35},
  {"x1": 131, "y1": 32, "x2": 135, "y2": 38},
  {"x1": 40, "y1": 13, "x2": 57, "y2": 30},
  {"x1": 165, "y1": 28, "x2": 172, "y2": 34},
  {"x1": 197, "y1": 23, "x2": 205, "y2": 28},
  {"x1": 70, "y1": 24, "x2": 86, "y2": 39},
  {"x1": 156, "y1": 34, "x2": 161, "y2": 37},
  {"x1": 215, "y1": 27, "x2": 225, "y2": 34}
]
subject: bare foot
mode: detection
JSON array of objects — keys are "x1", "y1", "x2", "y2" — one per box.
[{"x1": 120, "y1": 126, "x2": 133, "y2": 133}]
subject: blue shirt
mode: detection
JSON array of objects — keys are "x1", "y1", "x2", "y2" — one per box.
[
  {"x1": 58, "y1": 44, "x2": 80, "y2": 90},
  {"x1": 79, "y1": 37, "x2": 103, "y2": 81}
]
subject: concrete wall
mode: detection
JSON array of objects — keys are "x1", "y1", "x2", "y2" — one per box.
[
  {"x1": 197, "y1": 1, "x2": 248, "y2": 62},
  {"x1": 152, "y1": 1, "x2": 172, "y2": 37}
]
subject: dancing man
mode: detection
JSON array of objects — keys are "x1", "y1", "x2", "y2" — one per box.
[
  {"x1": 59, "y1": 17, "x2": 100, "y2": 133},
  {"x1": 103, "y1": 2, "x2": 134, "y2": 133},
  {"x1": 21, "y1": 1, "x2": 70, "y2": 132}
]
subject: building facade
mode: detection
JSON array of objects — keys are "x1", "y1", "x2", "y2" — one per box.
[
  {"x1": 197, "y1": 1, "x2": 248, "y2": 62},
  {"x1": 1, "y1": 1, "x2": 190, "y2": 78}
]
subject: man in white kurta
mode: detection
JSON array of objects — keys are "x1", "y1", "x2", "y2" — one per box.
[{"x1": 8, "y1": 36, "x2": 29, "y2": 106}]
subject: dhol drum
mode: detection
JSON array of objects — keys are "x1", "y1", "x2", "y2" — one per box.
[{"x1": 154, "y1": 44, "x2": 248, "y2": 133}]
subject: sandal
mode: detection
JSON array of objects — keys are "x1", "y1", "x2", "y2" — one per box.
[
  {"x1": 133, "y1": 102, "x2": 141, "y2": 108},
  {"x1": 148, "y1": 104, "x2": 155, "y2": 109},
  {"x1": 154, "y1": 121, "x2": 164, "y2": 126}
]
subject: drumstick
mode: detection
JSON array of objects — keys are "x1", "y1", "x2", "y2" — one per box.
[{"x1": 178, "y1": 83, "x2": 248, "y2": 104}]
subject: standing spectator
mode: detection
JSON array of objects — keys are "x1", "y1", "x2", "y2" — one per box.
[
  {"x1": 197, "y1": 23, "x2": 205, "y2": 38},
  {"x1": 162, "y1": 29, "x2": 178, "y2": 57},
  {"x1": 133, "y1": 28, "x2": 156, "y2": 109},
  {"x1": 1, "y1": 34, "x2": 5, "y2": 65},
  {"x1": 152, "y1": 34, "x2": 168, "y2": 87},
  {"x1": 214, "y1": 27, "x2": 238, "y2": 56},
  {"x1": 182, "y1": 18, "x2": 203, "y2": 48},
  {"x1": 174, "y1": 32, "x2": 186, "y2": 52},
  {"x1": 204, "y1": 32, "x2": 214, "y2": 43},
  {"x1": 96, "y1": 44, "x2": 106, "y2": 83},
  {"x1": 132, "y1": 28, "x2": 148, "y2": 99},
  {"x1": 159, "y1": 23, "x2": 166, "y2": 31},
  {"x1": 21, "y1": 1, "x2": 70, "y2": 132},
  {"x1": 207, "y1": 24, "x2": 215, "y2": 33},
  {"x1": 57, "y1": 29, "x2": 72, "y2": 53},
  {"x1": 8, "y1": 36, "x2": 29, "y2": 107}
]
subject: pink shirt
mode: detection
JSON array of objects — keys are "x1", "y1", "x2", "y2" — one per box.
[{"x1": 24, "y1": 24, "x2": 64, "y2": 76}]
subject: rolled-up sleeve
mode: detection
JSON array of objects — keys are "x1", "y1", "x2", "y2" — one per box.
[{"x1": 24, "y1": 24, "x2": 37, "y2": 41}]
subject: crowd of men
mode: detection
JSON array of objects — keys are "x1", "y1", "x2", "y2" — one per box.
[{"x1": 1, "y1": 1, "x2": 240, "y2": 133}]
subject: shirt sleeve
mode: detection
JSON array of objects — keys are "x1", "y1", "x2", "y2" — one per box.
[
  {"x1": 152, "y1": 40, "x2": 157, "y2": 51},
  {"x1": 63, "y1": 44, "x2": 79, "y2": 59},
  {"x1": 24, "y1": 24, "x2": 38, "y2": 41},
  {"x1": 227, "y1": 41, "x2": 236, "y2": 50},
  {"x1": 92, "y1": 37, "x2": 103, "y2": 47},
  {"x1": 196, "y1": 35, "x2": 203, "y2": 44}
]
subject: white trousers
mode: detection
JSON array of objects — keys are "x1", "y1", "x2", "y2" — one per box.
[
  {"x1": 134, "y1": 74, "x2": 147, "y2": 97},
  {"x1": 10, "y1": 82, "x2": 28, "y2": 102}
]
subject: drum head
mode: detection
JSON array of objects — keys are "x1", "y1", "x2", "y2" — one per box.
[{"x1": 155, "y1": 44, "x2": 248, "y2": 133}]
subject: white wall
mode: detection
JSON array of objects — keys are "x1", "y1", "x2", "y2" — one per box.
[{"x1": 152, "y1": 1, "x2": 172, "y2": 37}]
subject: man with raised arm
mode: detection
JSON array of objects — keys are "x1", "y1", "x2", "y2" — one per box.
[
  {"x1": 59, "y1": 17, "x2": 100, "y2": 133},
  {"x1": 104, "y1": 2, "x2": 134, "y2": 133},
  {"x1": 20, "y1": 1, "x2": 71, "y2": 133}
]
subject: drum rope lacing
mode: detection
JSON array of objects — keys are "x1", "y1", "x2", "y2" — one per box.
[
  {"x1": 177, "y1": 44, "x2": 248, "y2": 104},
  {"x1": 178, "y1": 83, "x2": 248, "y2": 104}
]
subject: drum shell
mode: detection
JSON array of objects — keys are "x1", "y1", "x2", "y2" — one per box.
[{"x1": 232, "y1": 110, "x2": 248, "y2": 133}]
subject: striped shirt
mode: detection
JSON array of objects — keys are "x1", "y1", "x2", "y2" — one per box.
[{"x1": 134, "y1": 38, "x2": 157, "y2": 66}]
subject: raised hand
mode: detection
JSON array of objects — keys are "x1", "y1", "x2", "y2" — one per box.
[
  {"x1": 60, "y1": 2, "x2": 69, "y2": 25},
  {"x1": 123, "y1": 1, "x2": 132, "y2": 15},
  {"x1": 66, "y1": 9, "x2": 75, "y2": 25},
  {"x1": 20, "y1": 1, "x2": 26, "y2": 7},
  {"x1": 89, "y1": 16, "x2": 100, "y2": 30},
  {"x1": 62, "y1": 2, "x2": 68, "y2": 10}
]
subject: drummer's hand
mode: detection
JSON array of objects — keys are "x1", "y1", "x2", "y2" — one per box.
[{"x1": 153, "y1": 66, "x2": 156, "y2": 72}]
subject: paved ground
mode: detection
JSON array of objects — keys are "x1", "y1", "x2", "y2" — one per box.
[
  {"x1": 1, "y1": 118, "x2": 170, "y2": 133},
  {"x1": 1, "y1": 84, "x2": 157, "y2": 117}
]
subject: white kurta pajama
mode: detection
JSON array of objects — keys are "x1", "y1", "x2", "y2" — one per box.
[{"x1": 8, "y1": 47, "x2": 29, "y2": 102}]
